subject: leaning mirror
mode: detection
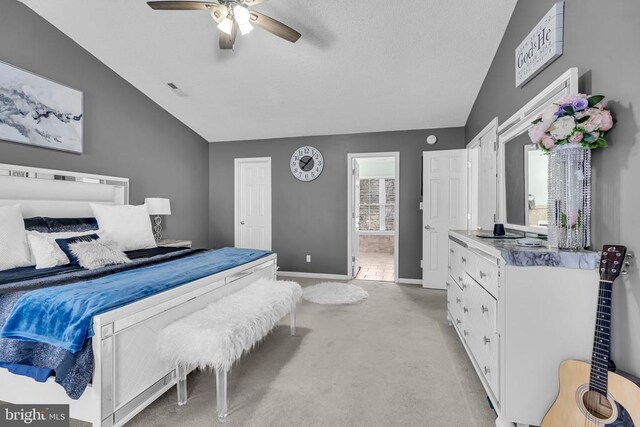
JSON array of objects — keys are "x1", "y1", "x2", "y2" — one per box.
[{"x1": 498, "y1": 68, "x2": 578, "y2": 235}]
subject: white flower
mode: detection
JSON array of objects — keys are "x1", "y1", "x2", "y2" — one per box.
[
  {"x1": 539, "y1": 105, "x2": 558, "y2": 132},
  {"x1": 548, "y1": 116, "x2": 575, "y2": 140}
]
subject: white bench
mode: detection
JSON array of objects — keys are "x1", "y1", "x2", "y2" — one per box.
[{"x1": 160, "y1": 278, "x2": 302, "y2": 422}]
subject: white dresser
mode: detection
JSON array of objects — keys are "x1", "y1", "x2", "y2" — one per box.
[{"x1": 447, "y1": 230, "x2": 600, "y2": 427}]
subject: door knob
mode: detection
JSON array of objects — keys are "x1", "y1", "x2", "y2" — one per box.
[
  {"x1": 240, "y1": 221, "x2": 245, "y2": 225},
  {"x1": 425, "y1": 225, "x2": 434, "y2": 230}
]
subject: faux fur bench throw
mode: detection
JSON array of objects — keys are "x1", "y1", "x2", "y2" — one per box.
[{"x1": 160, "y1": 278, "x2": 302, "y2": 372}]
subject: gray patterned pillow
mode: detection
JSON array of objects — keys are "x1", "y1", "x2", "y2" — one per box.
[{"x1": 69, "y1": 240, "x2": 131, "y2": 270}]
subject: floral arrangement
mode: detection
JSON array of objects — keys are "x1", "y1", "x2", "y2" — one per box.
[{"x1": 528, "y1": 94, "x2": 614, "y2": 152}]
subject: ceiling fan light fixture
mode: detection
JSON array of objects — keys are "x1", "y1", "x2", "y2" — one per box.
[
  {"x1": 217, "y1": 17, "x2": 233, "y2": 35},
  {"x1": 233, "y1": 4, "x2": 251, "y2": 24},
  {"x1": 238, "y1": 21, "x2": 253, "y2": 35}
]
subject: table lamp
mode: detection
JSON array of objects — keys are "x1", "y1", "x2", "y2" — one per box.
[{"x1": 145, "y1": 198, "x2": 171, "y2": 242}]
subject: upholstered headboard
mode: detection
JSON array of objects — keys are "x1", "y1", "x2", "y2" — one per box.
[{"x1": 0, "y1": 163, "x2": 129, "y2": 218}]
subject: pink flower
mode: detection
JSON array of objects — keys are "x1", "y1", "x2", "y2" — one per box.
[
  {"x1": 580, "y1": 108, "x2": 602, "y2": 133},
  {"x1": 541, "y1": 136, "x2": 556, "y2": 149},
  {"x1": 600, "y1": 110, "x2": 614, "y2": 131},
  {"x1": 591, "y1": 131, "x2": 600, "y2": 139},
  {"x1": 528, "y1": 122, "x2": 547, "y2": 143},
  {"x1": 569, "y1": 132, "x2": 584, "y2": 144},
  {"x1": 568, "y1": 211, "x2": 578, "y2": 227},
  {"x1": 596, "y1": 101, "x2": 607, "y2": 110}
]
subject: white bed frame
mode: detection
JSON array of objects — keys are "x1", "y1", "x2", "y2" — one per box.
[{"x1": 0, "y1": 164, "x2": 277, "y2": 426}]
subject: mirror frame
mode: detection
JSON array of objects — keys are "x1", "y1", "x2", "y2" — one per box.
[{"x1": 497, "y1": 67, "x2": 579, "y2": 235}]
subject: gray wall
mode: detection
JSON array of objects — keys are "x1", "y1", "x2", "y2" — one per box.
[
  {"x1": 465, "y1": 0, "x2": 640, "y2": 375},
  {"x1": 0, "y1": 1, "x2": 210, "y2": 247},
  {"x1": 209, "y1": 128, "x2": 465, "y2": 279}
]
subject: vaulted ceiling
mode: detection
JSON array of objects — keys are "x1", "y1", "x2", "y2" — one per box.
[{"x1": 21, "y1": 0, "x2": 516, "y2": 142}]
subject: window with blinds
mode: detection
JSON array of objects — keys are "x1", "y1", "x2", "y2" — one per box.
[{"x1": 359, "y1": 178, "x2": 395, "y2": 231}]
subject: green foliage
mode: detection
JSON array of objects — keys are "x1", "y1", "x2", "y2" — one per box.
[{"x1": 587, "y1": 95, "x2": 605, "y2": 107}]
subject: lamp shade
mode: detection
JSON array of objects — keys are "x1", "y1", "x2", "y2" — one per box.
[{"x1": 145, "y1": 198, "x2": 171, "y2": 215}]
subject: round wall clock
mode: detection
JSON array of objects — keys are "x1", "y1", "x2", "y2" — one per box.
[{"x1": 290, "y1": 146, "x2": 324, "y2": 181}]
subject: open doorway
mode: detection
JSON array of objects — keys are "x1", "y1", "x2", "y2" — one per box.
[{"x1": 347, "y1": 153, "x2": 399, "y2": 282}]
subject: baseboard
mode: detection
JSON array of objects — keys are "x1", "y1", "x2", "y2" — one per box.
[
  {"x1": 397, "y1": 278, "x2": 422, "y2": 285},
  {"x1": 277, "y1": 271, "x2": 349, "y2": 280}
]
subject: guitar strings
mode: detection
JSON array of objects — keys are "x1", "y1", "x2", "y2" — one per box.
[{"x1": 587, "y1": 265, "x2": 608, "y2": 427}]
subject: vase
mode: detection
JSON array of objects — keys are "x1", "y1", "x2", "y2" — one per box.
[{"x1": 547, "y1": 144, "x2": 591, "y2": 250}]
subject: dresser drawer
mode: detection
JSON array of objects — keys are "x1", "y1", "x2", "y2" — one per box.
[
  {"x1": 467, "y1": 250, "x2": 499, "y2": 298},
  {"x1": 447, "y1": 279, "x2": 464, "y2": 331},
  {"x1": 448, "y1": 240, "x2": 468, "y2": 290},
  {"x1": 465, "y1": 279, "x2": 500, "y2": 398}
]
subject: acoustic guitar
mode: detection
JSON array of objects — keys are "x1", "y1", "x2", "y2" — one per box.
[{"x1": 542, "y1": 245, "x2": 640, "y2": 426}]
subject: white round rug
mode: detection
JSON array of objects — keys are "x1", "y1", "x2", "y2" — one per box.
[{"x1": 302, "y1": 282, "x2": 368, "y2": 305}]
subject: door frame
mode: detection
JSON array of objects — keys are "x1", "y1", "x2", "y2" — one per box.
[
  {"x1": 347, "y1": 152, "x2": 400, "y2": 282},
  {"x1": 466, "y1": 117, "x2": 498, "y2": 231},
  {"x1": 234, "y1": 157, "x2": 272, "y2": 250}
]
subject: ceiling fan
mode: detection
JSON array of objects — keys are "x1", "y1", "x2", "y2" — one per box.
[{"x1": 147, "y1": 1, "x2": 301, "y2": 50}]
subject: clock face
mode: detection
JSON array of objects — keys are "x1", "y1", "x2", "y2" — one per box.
[{"x1": 290, "y1": 146, "x2": 324, "y2": 181}]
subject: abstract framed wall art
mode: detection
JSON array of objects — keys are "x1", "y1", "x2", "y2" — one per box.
[{"x1": 0, "y1": 61, "x2": 83, "y2": 154}]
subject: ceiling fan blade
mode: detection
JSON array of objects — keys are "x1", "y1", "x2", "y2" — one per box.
[
  {"x1": 147, "y1": 1, "x2": 217, "y2": 11},
  {"x1": 219, "y1": 21, "x2": 238, "y2": 50},
  {"x1": 249, "y1": 11, "x2": 301, "y2": 43},
  {"x1": 242, "y1": 0, "x2": 266, "y2": 5}
]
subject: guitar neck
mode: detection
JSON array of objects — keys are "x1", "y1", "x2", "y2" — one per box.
[{"x1": 589, "y1": 280, "x2": 613, "y2": 395}]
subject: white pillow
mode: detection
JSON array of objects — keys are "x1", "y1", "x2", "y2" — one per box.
[
  {"x1": 69, "y1": 240, "x2": 131, "y2": 270},
  {"x1": 90, "y1": 203, "x2": 157, "y2": 251},
  {"x1": 26, "y1": 231, "x2": 94, "y2": 269},
  {"x1": 0, "y1": 205, "x2": 33, "y2": 271}
]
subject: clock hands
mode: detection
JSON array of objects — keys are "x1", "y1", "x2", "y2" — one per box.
[{"x1": 300, "y1": 156, "x2": 313, "y2": 170}]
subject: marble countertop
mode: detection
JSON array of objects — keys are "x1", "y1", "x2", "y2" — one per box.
[{"x1": 450, "y1": 230, "x2": 599, "y2": 270}]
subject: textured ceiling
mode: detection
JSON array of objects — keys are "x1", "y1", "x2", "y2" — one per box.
[{"x1": 21, "y1": 0, "x2": 516, "y2": 142}]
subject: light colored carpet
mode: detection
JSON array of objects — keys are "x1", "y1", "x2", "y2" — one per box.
[
  {"x1": 70, "y1": 278, "x2": 496, "y2": 426},
  {"x1": 302, "y1": 282, "x2": 368, "y2": 304}
]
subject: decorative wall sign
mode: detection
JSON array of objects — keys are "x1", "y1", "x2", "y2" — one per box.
[
  {"x1": 0, "y1": 61, "x2": 83, "y2": 153},
  {"x1": 515, "y1": 1, "x2": 564, "y2": 88}
]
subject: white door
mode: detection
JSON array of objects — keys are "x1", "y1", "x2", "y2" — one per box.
[
  {"x1": 422, "y1": 150, "x2": 468, "y2": 289},
  {"x1": 234, "y1": 158, "x2": 272, "y2": 250},
  {"x1": 478, "y1": 128, "x2": 497, "y2": 230},
  {"x1": 351, "y1": 159, "x2": 361, "y2": 278}
]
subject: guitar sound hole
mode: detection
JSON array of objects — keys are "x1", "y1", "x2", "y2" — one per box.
[{"x1": 583, "y1": 390, "x2": 614, "y2": 420}]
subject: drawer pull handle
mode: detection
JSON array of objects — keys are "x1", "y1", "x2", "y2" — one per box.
[
  {"x1": 481, "y1": 305, "x2": 488, "y2": 314},
  {"x1": 458, "y1": 276, "x2": 463, "y2": 284},
  {"x1": 456, "y1": 297, "x2": 461, "y2": 304},
  {"x1": 479, "y1": 271, "x2": 487, "y2": 279},
  {"x1": 463, "y1": 306, "x2": 469, "y2": 313},
  {"x1": 450, "y1": 249, "x2": 454, "y2": 254},
  {"x1": 484, "y1": 366, "x2": 490, "y2": 375},
  {"x1": 456, "y1": 319, "x2": 462, "y2": 325},
  {"x1": 463, "y1": 330, "x2": 469, "y2": 337},
  {"x1": 446, "y1": 282, "x2": 450, "y2": 288},
  {"x1": 461, "y1": 256, "x2": 467, "y2": 264},
  {"x1": 483, "y1": 336, "x2": 491, "y2": 344},
  {"x1": 462, "y1": 283, "x2": 468, "y2": 290}
]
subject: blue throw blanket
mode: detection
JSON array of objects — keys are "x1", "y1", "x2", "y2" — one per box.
[{"x1": 0, "y1": 247, "x2": 271, "y2": 353}]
